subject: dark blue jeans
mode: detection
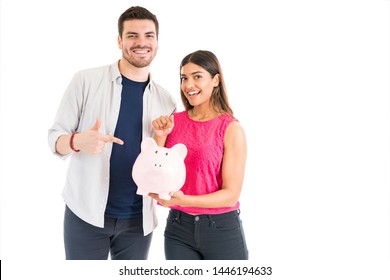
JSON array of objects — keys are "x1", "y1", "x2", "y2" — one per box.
[
  {"x1": 64, "y1": 206, "x2": 152, "y2": 260},
  {"x1": 164, "y1": 209, "x2": 248, "y2": 260}
]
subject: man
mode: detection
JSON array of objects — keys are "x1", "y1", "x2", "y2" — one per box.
[{"x1": 48, "y1": 6, "x2": 176, "y2": 260}]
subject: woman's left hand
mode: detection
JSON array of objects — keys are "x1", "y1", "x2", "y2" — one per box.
[{"x1": 149, "y1": 191, "x2": 185, "y2": 207}]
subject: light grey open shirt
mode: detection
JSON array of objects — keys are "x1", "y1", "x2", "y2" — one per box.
[{"x1": 48, "y1": 61, "x2": 176, "y2": 235}]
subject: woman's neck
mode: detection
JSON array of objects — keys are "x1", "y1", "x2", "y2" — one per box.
[{"x1": 188, "y1": 108, "x2": 221, "y2": 121}]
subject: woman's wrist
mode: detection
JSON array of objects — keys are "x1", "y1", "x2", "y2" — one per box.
[{"x1": 154, "y1": 135, "x2": 167, "y2": 147}]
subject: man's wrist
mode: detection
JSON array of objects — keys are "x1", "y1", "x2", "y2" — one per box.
[{"x1": 70, "y1": 132, "x2": 80, "y2": 152}]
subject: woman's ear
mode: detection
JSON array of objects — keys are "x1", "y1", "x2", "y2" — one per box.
[{"x1": 213, "y1": 74, "x2": 220, "y2": 87}]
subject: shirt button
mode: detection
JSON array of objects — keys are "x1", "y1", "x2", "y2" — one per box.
[{"x1": 195, "y1": 216, "x2": 200, "y2": 221}]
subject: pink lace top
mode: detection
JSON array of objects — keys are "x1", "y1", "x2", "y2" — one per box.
[{"x1": 165, "y1": 111, "x2": 240, "y2": 214}]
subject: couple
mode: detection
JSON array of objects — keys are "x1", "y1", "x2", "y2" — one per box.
[{"x1": 48, "y1": 6, "x2": 248, "y2": 260}]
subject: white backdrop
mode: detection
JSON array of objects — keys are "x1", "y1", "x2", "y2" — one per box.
[{"x1": 1, "y1": 0, "x2": 389, "y2": 279}]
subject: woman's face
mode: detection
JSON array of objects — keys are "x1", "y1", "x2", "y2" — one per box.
[{"x1": 180, "y1": 62, "x2": 219, "y2": 108}]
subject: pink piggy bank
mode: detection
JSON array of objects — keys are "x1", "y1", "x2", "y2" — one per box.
[{"x1": 132, "y1": 137, "x2": 187, "y2": 200}]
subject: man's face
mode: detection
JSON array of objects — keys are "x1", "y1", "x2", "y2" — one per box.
[{"x1": 118, "y1": 19, "x2": 158, "y2": 68}]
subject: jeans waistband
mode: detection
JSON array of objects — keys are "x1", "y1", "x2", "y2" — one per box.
[{"x1": 169, "y1": 208, "x2": 240, "y2": 224}]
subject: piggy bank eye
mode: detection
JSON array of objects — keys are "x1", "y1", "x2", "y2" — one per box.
[
  {"x1": 155, "y1": 150, "x2": 158, "y2": 154},
  {"x1": 165, "y1": 152, "x2": 168, "y2": 156}
]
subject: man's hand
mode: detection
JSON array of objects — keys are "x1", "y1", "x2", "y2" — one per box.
[{"x1": 73, "y1": 118, "x2": 124, "y2": 154}]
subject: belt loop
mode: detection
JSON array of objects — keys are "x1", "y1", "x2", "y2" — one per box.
[
  {"x1": 208, "y1": 215, "x2": 216, "y2": 227},
  {"x1": 176, "y1": 210, "x2": 181, "y2": 223}
]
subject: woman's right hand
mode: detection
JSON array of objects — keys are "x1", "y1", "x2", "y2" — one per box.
[{"x1": 152, "y1": 114, "x2": 174, "y2": 137}]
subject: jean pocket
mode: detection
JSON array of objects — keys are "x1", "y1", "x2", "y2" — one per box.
[{"x1": 213, "y1": 216, "x2": 241, "y2": 231}]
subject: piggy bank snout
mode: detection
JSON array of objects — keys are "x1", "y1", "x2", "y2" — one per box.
[{"x1": 152, "y1": 161, "x2": 177, "y2": 172}]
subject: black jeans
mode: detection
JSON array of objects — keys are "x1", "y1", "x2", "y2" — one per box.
[
  {"x1": 64, "y1": 206, "x2": 152, "y2": 260},
  {"x1": 164, "y1": 209, "x2": 248, "y2": 260}
]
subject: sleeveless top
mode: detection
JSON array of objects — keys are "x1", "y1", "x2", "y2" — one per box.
[{"x1": 165, "y1": 111, "x2": 240, "y2": 214}]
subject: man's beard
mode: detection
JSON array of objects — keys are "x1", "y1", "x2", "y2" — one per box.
[{"x1": 122, "y1": 49, "x2": 154, "y2": 68}]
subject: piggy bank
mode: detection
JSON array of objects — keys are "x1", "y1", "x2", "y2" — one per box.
[{"x1": 132, "y1": 137, "x2": 187, "y2": 200}]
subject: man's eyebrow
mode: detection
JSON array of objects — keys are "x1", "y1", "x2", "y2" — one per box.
[{"x1": 124, "y1": 31, "x2": 156, "y2": 35}]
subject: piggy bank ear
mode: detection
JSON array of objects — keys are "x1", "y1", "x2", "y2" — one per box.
[
  {"x1": 172, "y1": 143, "x2": 187, "y2": 159},
  {"x1": 141, "y1": 137, "x2": 158, "y2": 151}
]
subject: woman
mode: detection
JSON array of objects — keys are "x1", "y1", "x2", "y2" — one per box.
[{"x1": 150, "y1": 50, "x2": 248, "y2": 260}]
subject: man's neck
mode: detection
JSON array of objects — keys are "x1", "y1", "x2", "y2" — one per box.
[{"x1": 118, "y1": 59, "x2": 150, "y2": 82}]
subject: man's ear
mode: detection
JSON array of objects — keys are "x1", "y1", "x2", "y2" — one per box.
[{"x1": 117, "y1": 35, "x2": 123, "y2": 50}]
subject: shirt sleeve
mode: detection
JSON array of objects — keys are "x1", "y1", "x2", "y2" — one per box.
[{"x1": 48, "y1": 72, "x2": 84, "y2": 159}]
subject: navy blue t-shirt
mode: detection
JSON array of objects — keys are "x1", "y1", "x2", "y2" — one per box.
[{"x1": 105, "y1": 75, "x2": 147, "y2": 219}]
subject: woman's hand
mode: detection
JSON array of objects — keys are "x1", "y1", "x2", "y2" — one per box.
[
  {"x1": 149, "y1": 190, "x2": 185, "y2": 207},
  {"x1": 152, "y1": 114, "x2": 174, "y2": 147},
  {"x1": 152, "y1": 114, "x2": 174, "y2": 137}
]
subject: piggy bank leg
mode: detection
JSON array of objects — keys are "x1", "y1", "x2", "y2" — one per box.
[{"x1": 159, "y1": 193, "x2": 171, "y2": 200}]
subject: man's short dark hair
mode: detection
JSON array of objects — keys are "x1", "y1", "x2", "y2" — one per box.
[{"x1": 118, "y1": 6, "x2": 159, "y2": 38}]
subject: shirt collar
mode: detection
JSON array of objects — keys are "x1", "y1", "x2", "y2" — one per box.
[
  {"x1": 110, "y1": 60, "x2": 153, "y2": 90},
  {"x1": 110, "y1": 60, "x2": 122, "y2": 84}
]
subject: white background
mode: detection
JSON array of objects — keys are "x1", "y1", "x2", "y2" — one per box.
[{"x1": 1, "y1": 0, "x2": 389, "y2": 279}]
